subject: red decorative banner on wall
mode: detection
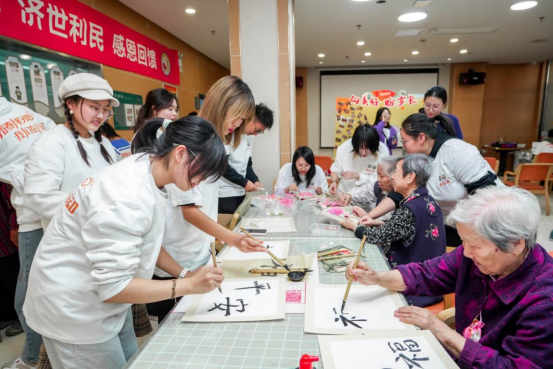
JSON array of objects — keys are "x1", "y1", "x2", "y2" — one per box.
[{"x1": 0, "y1": 0, "x2": 180, "y2": 84}]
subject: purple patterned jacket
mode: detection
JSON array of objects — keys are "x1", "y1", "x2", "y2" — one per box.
[{"x1": 397, "y1": 244, "x2": 553, "y2": 368}]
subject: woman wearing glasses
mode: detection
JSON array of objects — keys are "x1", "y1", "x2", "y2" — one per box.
[
  {"x1": 14, "y1": 74, "x2": 118, "y2": 368},
  {"x1": 423, "y1": 86, "x2": 463, "y2": 140},
  {"x1": 275, "y1": 146, "x2": 328, "y2": 195}
]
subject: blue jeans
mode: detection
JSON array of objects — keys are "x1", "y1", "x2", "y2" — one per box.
[
  {"x1": 15, "y1": 228, "x2": 44, "y2": 364},
  {"x1": 43, "y1": 308, "x2": 138, "y2": 369}
]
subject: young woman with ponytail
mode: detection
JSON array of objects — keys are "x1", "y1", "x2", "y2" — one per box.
[
  {"x1": 133, "y1": 88, "x2": 178, "y2": 133},
  {"x1": 397, "y1": 113, "x2": 501, "y2": 245},
  {"x1": 144, "y1": 76, "x2": 267, "y2": 323},
  {"x1": 23, "y1": 115, "x2": 228, "y2": 369}
]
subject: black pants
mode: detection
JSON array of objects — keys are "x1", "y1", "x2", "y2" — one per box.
[
  {"x1": 445, "y1": 225, "x2": 462, "y2": 247},
  {"x1": 218, "y1": 195, "x2": 245, "y2": 215},
  {"x1": 0, "y1": 252, "x2": 20, "y2": 321},
  {"x1": 146, "y1": 275, "x2": 181, "y2": 324}
]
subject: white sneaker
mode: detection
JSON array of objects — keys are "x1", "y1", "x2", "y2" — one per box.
[{"x1": 0, "y1": 357, "x2": 35, "y2": 369}]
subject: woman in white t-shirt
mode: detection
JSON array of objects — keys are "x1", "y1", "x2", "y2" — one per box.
[
  {"x1": 24, "y1": 116, "x2": 228, "y2": 369},
  {"x1": 329, "y1": 124, "x2": 389, "y2": 194},
  {"x1": 399, "y1": 113, "x2": 501, "y2": 246},
  {"x1": 11, "y1": 73, "x2": 117, "y2": 368},
  {"x1": 275, "y1": 146, "x2": 328, "y2": 195},
  {"x1": 144, "y1": 76, "x2": 267, "y2": 323}
]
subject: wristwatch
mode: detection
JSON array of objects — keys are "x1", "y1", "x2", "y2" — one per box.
[{"x1": 178, "y1": 268, "x2": 189, "y2": 279}]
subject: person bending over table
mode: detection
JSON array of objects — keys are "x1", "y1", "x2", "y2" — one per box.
[
  {"x1": 346, "y1": 186, "x2": 553, "y2": 369},
  {"x1": 339, "y1": 155, "x2": 402, "y2": 218},
  {"x1": 275, "y1": 146, "x2": 328, "y2": 195},
  {"x1": 342, "y1": 154, "x2": 445, "y2": 307},
  {"x1": 329, "y1": 124, "x2": 389, "y2": 194}
]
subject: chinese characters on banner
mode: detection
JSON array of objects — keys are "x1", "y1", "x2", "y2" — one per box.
[
  {"x1": 0, "y1": 0, "x2": 179, "y2": 84},
  {"x1": 334, "y1": 90, "x2": 424, "y2": 154}
]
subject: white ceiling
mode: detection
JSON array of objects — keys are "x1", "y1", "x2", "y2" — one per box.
[{"x1": 120, "y1": 0, "x2": 553, "y2": 68}]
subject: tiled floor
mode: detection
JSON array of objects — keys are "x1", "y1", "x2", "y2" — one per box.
[{"x1": 1, "y1": 194, "x2": 551, "y2": 366}]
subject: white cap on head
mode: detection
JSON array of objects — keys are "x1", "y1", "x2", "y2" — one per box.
[{"x1": 58, "y1": 73, "x2": 120, "y2": 107}]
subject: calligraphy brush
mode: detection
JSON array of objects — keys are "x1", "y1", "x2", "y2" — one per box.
[
  {"x1": 239, "y1": 227, "x2": 291, "y2": 271},
  {"x1": 341, "y1": 235, "x2": 367, "y2": 313},
  {"x1": 210, "y1": 241, "x2": 222, "y2": 293},
  {"x1": 318, "y1": 253, "x2": 358, "y2": 261}
]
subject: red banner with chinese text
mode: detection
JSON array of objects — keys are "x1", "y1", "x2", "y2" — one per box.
[{"x1": 0, "y1": 0, "x2": 179, "y2": 84}]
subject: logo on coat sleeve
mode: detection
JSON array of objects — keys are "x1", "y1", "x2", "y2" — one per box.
[{"x1": 438, "y1": 173, "x2": 451, "y2": 187}]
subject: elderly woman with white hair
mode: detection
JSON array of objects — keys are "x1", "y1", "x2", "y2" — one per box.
[
  {"x1": 339, "y1": 155, "x2": 403, "y2": 217},
  {"x1": 346, "y1": 186, "x2": 553, "y2": 368},
  {"x1": 342, "y1": 153, "x2": 446, "y2": 307}
]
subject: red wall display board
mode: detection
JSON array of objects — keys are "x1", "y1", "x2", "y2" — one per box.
[{"x1": 0, "y1": 0, "x2": 180, "y2": 85}]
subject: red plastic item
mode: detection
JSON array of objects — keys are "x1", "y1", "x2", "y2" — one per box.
[{"x1": 299, "y1": 354, "x2": 319, "y2": 369}]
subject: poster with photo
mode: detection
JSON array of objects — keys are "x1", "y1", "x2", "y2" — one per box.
[
  {"x1": 29, "y1": 62, "x2": 49, "y2": 116},
  {"x1": 5, "y1": 56, "x2": 28, "y2": 105},
  {"x1": 124, "y1": 104, "x2": 135, "y2": 127}
]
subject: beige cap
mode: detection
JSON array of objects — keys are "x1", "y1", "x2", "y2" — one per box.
[{"x1": 58, "y1": 73, "x2": 120, "y2": 107}]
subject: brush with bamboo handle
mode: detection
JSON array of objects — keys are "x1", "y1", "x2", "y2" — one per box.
[
  {"x1": 318, "y1": 253, "x2": 358, "y2": 261},
  {"x1": 341, "y1": 235, "x2": 367, "y2": 313},
  {"x1": 210, "y1": 241, "x2": 222, "y2": 293},
  {"x1": 239, "y1": 228, "x2": 290, "y2": 271}
]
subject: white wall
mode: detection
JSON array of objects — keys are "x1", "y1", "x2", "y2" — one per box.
[
  {"x1": 240, "y1": 0, "x2": 280, "y2": 187},
  {"x1": 307, "y1": 64, "x2": 452, "y2": 157}
]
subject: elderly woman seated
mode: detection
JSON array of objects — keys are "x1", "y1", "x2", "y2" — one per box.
[
  {"x1": 341, "y1": 153, "x2": 446, "y2": 307},
  {"x1": 346, "y1": 186, "x2": 553, "y2": 368},
  {"x1": 339, "y1": 155, "x2": 402, "y2": 220}
]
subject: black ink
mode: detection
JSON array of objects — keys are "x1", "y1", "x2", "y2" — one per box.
[
  {"x1": 387, "y1": 340, "x2": 429, "y2": 369},
  {"x1": 235, "y1": 281, "x2": 271, "y2": 295},
  {"x1": 395, "y1": 353, "x2": 429, "y2": 369},
  {"x1": 332, "y1": 308, "x2": 367, "y2": 329},
  {"x1": 207, "y1": 297, "x2": 249, "y2": 316}
]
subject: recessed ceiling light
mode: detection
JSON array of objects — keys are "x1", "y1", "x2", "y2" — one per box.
[
  {"x1": 364, "y1": 52, "x2": 372, "y2": 56},
  {"x1": 450, "y1": 38, "x2": 459, "y2": 43},
  {"x1": 185, "y1": 8, "x2": 196, "y2": 14},
  {"x1": 318, "y1": 53, "x2": 325, "y2": 58},
  {"x1": 447, "y1": 58, "x2": 452, "y2": 61},
  {"x1": 319, "y1": 61, "x2": 323, "y2": 64},
  {"x1": 352, "y1": 0, "x2": 371, "y2": 2},
  {"x1": 20, "y1": 54, "x2": 31, "y2": 60},
  {"x1": 361, "y1": 60, "x2": 366, "y2": 63},
  {"x1": 357, "y1": 41, "x2": 365, "y2": 46},
  {"x1": 460, "y1": 49, "x2": 468, "y2": 54},
  {"x1": 404, "y1": 59, "x2": 408, "y2": 62},
  {"x1": 398, "y1": 12, "x2": 427, "y2": 22},
  {"x1": 412, "y1": 51, "x2": 419, "y2": 55},
  {"x1": 511, "y1": 1, "x2": 537, "y2": 10}
]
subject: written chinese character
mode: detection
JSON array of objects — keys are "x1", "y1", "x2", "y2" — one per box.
[
  {"x1": 69, "y1": 13, "x2": 87, "y2": 45},
  {"x1": 384, "y1": 97, "x2": 395, "y2": 107},
  {"x1": 113, "y1": 34, "x2": 126, "y2": 58},
  {"x1": 137, "y1": 44, "x2": 147, "y2": 66},
  {"x1": 148, "y1": 49, "x2": 157, "y2": 69},
  {"x1": 65, "y1": 195, "x2": 79, "y2": 214},
  {"x1": 408, "y1": 95, "x2": 418, "y2": 105},
  {"x1": 235, "y1": 281, "x2": 271, "y2": 295},
  {"x1": 126, "y1": 39, "x2": 137, "y2": 62},
  {"x1": 396, "y1": 95, "x2": 406, "y2": 107},
  {"x1": 388, "y1": 340, "x2": 429, "y2": 369},
  {"x1": 207, "y1": 297, "x2": 248, "y2": 316},
  {"x1": 47, "y1": 3, "x2": 68, "y2": 38},
  {"x1": 89, "y1": 22, "x2": 104, "y2": 51},
  {"x1": 350, "y1": 95, "x2": 360, "y2": 105},
  {"x1": 18, "y1": 0, "x2": 45, "y2": 30},
  {"x1": 332, "y1": 308, "x2": 367, "y2": 329},
  {"x1": 369, "y1": 97, "x2": 380, "y2": 107},
  {"x1": 361, "y1": 93, "x2": 369, "y2": 107}
]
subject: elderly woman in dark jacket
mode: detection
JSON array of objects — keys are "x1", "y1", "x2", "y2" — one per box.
[{"x1": 341, "y1": 153, "x2": 446, "y2": 307}]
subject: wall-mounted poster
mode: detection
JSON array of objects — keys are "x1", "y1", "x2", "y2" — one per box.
[
  {"x1": 5, "y1": 56, "x2": 28, "y2": 106},
  {"x1": 50, "y1": 66, "x2": 65, "y2": 118},
  {"x1": 113, "y1": 91, "x2": 143, "y2": 130},
  {"x1": 29, "y1": 62, "x2": 49, "y2": 116}
]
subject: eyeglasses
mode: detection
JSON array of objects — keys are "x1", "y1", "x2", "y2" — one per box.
[
  {"x1": 402, "y1": 137, "x2": 414, "y2": 145},
  {"x1": 87, "y1": 105, "x2": 114, "y2": 119}
]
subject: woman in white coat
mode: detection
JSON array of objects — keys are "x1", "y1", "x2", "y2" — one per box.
[{"x1": 23, "y1": 116, "x2": 228, "y2": 369}]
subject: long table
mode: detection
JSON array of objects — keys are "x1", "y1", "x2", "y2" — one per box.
[{"x1": 125, "y1": 205, "x2": 402, "y2": 369}]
